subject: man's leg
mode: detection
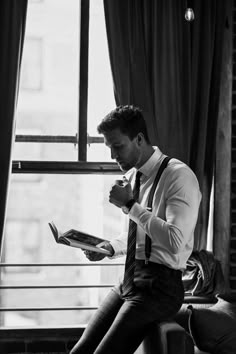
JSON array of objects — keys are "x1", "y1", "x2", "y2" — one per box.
[
  {"x1": 70, "y1": 262, "x2": 184, "y2": 354},
  {"x1": 94, "y1": 293, "x2": 153, "y2": 354},
  {"x1": 94, "y1": 262, "x2": 184, "y2": 354},
  {"x1": 94, "y1": 287, "x2": 182, "y2": 354},
  {"x1": 69, "y1": 286, "x2": 123, "y2": 354}
]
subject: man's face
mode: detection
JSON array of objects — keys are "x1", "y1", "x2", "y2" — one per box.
[{"x1": 103, "y1": 128, "x2": 140, "y2": 171}]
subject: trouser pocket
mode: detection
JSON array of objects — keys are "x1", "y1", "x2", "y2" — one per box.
[
  {"x1": 133, "y1": 265, "x2": 155, "y2": 293},
  {"x1": 133, "y1": 261, "x2": 183, "y2": 299}
]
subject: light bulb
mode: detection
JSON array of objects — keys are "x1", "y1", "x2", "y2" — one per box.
[{"x1": 185, "y1": 8, "x2": 194, "y2": 22}]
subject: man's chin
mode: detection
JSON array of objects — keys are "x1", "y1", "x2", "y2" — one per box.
[{"x1": 117, "y1": 162, "x2": 128, "y2": 172}]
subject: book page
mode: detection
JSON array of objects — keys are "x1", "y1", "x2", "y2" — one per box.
[
  {"x1": 67, "y1": 239, "x2": 111, "y2": 255},
  {"x1": 48, "y1": 222, "x2": 111, "y2": 255},
  {"x1": 64, "y1": 229, "x2": 108, "y2": 246}
]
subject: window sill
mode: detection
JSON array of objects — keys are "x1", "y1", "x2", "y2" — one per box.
[
  {"x1": 0, "y1": 325, "x2": 85, "y2": 340},
  {"x1": 12, "y1": 160, "x2": 121, "y2": 174}
]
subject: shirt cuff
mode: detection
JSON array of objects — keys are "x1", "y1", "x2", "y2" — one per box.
[
  {"x1": 129, "y1": 202, "x2": 145, "y2": 223},
  {"x1": 109, "y1": 239, "x2": 127, "y2": 258}
]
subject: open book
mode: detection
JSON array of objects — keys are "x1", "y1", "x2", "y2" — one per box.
[{"x1": 48, "y1": 221, "x2": 112, "y2": 255}]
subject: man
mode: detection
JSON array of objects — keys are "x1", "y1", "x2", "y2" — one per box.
[{"x1": 70, "y1": 105, "x2": 201, "y2": 354}]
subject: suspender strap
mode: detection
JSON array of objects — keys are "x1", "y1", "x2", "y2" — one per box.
[{"x1": 145, "y1": 156, "x2": 172, "y2": 264}]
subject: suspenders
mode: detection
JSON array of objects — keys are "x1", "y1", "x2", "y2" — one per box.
[{"x1": 145, "y1": 156, "x2": 172, "y2": 264}]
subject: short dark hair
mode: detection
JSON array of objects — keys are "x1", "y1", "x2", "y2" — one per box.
[{"x1": 97, "y1": 105, "x2": 150, "y2": 143}]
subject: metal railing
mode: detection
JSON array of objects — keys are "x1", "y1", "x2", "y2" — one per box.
[{"x1": 0, "y1": 262, "x2": 124, "y2": 312}]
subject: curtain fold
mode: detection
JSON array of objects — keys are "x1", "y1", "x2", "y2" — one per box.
[
  {"x1": 104, "y1": 0, "x2": 228, "y2": 250},
  {"x1": 0, "y1": 1, "x2": 28, "y2": 257}
]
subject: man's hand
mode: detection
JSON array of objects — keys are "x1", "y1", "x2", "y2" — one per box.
[
  {"x1": 83, "y1": 242, "x2": 114, "y2": 261},
  {"x1": 109, "y1": 178, "x2": 133, "y2": 208}
]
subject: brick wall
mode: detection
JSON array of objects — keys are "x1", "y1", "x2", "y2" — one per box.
[{"x1": 0, "y1": 327, "x2": 81, "y2": 354}]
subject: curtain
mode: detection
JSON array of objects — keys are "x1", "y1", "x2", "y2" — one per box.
[
  {"x1": 0, "y1": 1, "x2": 28, "y2": 257},
  {"x1": 104, "y1": 0, "x2": 228, "y2": 250}
]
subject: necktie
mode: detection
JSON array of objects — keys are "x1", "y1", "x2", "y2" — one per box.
[{"x1": 122, "y1": 170, "x2": 142, "y2": 296}]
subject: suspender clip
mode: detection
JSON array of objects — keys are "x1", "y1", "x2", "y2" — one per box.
[{"x1": 145, "y1": 258, "x2": 149, "y2": 265}]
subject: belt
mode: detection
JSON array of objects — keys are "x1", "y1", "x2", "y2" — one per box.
[{"x1": 135, "y1": 259, "x2": 182, "y2": 278}]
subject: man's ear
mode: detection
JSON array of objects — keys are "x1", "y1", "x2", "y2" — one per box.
[{"x1": 137, "y1": 133, "x2": 144, "y2": 146}]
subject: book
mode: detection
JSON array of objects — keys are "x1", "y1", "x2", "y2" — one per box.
[{"x1": 48, "y1": 221, "x2": 112, "y2": 255}]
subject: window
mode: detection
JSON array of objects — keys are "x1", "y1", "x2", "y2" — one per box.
[
  {"x1": 0, "y1": 0, "x2": 124, "y2": 327},
  {"x1": 14, "y1": 0, "x2": 116, "y2": 164}
]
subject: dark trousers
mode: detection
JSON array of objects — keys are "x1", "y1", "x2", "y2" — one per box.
[{"x1": 69, "y1": 260, "x2": 184, "y2": 354}]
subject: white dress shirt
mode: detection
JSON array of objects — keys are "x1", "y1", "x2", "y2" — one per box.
[{"x1": 110, "y1": 147, "x2": 202, "y2": 271}]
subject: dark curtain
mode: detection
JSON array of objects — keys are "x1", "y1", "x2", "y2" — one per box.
[
  {"x1": 104, "y1": 0, "x2": 228, "y2": 250},
  {"x1": 0, "y1": 1, "x2": 28, "y2": 257}
]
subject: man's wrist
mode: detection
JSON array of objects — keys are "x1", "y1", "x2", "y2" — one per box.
[{"x1": 122, "y1": 199, "x2": 136, "y2": 214}]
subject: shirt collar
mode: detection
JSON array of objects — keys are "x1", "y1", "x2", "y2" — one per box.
[
  {"x1": 139, "y1": 146, "x2": 163, "y2": 178},
  {"x1": 124, "y1": 146, "x2": 164, "y2": 181}
]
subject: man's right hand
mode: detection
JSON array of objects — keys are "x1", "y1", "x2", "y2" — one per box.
[
  {"x1": 109, "y1": 178, "x2": 133, "y2": 209},
  {"x1": 83, "y1": 242, "x2": 114, "y2": 261}
]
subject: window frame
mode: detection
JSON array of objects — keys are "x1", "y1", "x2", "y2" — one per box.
[
  {"x1": 13, "y1": 0, "x2": 119, "y2": 175},
  {"x1": 0, "y1": 0, "x2": 124, "y2": 328}
]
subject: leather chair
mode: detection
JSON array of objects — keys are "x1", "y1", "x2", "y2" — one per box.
[
  {"x1": 143, "y1": 320, "x2": 212, "y2": 354},
  {"x1": 135, "y1": 296, "x2": 217, "y2": 354},
  {"x1": 142, "y1": 320, "x2": 195, "y2": 354}
]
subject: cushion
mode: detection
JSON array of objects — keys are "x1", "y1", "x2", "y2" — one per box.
[{"x1": 188, "y1": 296, "x2": 236, "y2": 354}]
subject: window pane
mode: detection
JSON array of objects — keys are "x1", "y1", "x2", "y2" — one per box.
[
  {"x1": 87, "y1": 0, "x2": 116, "y2": 141},
  {"x1": 20, "y1": 37, "x2": 43, "y2": 90},
  {"x1": 13, "y1": 0, "x2": 80, "y2": 161},
  {"x1": 13, "y1": 140, "x2": 79, "y2": 161},
  {"x1": 87, "y1": 143, "x2": 112, "y2": 162},
  {"x1": 1, "y1": 174, "x2": 125, "y2": 326}
]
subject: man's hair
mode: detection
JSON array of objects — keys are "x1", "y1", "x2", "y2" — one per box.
[{"x1": 97, "y1": 105, "x2": 150, "y2": 143}]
